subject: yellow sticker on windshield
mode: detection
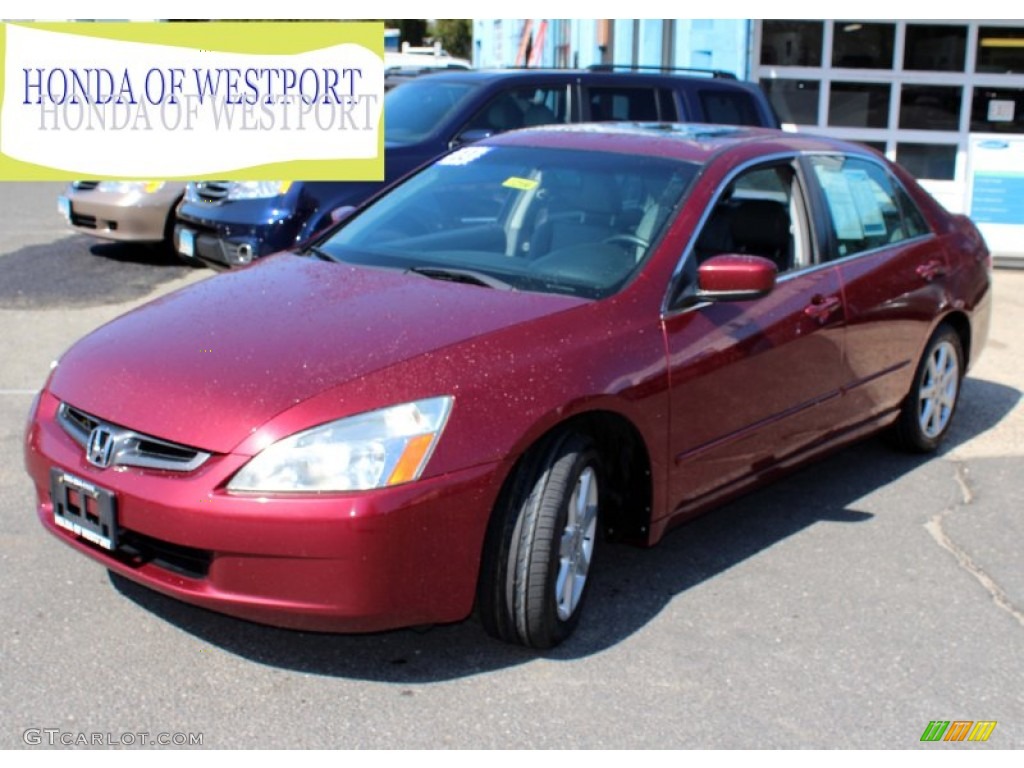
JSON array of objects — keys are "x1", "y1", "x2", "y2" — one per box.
[{"x1": 503, "y1": 177, "x2": 538, "y2": 191}]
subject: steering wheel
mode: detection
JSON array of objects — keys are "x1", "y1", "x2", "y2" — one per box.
[{"x1": 604, "y1": 234, "x2": 650, "y2": 250}]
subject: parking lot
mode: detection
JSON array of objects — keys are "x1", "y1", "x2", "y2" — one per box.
[{"x1": 1, "y1": 181, "x2": 1022, "y2": 749}]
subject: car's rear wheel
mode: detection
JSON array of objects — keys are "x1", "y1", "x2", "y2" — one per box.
[
  {"x1": 892, "y1": 323, "x2": 964, "y2": 453},
  {"x1": 478, "y1": 431, "x2": 600, "y2": 648}
]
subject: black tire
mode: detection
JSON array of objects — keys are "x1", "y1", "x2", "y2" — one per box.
[
  {"x1": 892, "y1": 323, "x2": 964, "y2": 453},
  {"x1": 478, "y1": 431, "x2": 601, "y2": 648}
]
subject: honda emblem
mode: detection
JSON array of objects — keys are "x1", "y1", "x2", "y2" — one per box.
[{"x1": 86, "y1": 427, "x2": 115, "y2": 468}]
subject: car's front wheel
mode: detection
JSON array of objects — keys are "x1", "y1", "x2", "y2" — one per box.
[
  {"x1": 892, "y1": 323, "x2": 964, "y2": 452},
  {"x1": 478, "y1": 431, "x2": 601, "y2": 648}
]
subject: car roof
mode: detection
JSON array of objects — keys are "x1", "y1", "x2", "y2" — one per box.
[{"x1": 480, "y1": 122, "x2": 876, "y2": 165}]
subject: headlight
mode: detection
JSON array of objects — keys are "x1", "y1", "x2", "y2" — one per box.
[
  {"x1": 96, "y1": 181, "x2": 165, "y2": 194},
  {"x1": 225, "y1": 181, "x2": 292, "y2": 200},
  {"x1": 228, "y1": 396, "x2": 453, "y2": 493}
]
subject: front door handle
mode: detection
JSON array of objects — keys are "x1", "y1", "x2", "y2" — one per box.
[{"x1": 804, "y1": 294, "x2": 842, "y2": 325}]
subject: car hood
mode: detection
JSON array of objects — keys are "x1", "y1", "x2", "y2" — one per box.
[{"x1": 49, "y1": 254, "x2": 586, "y2": 454}]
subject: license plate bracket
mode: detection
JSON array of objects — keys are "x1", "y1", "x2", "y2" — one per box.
[{"x1": 50, "y1": 468, "x2": 118, "y2": 551}]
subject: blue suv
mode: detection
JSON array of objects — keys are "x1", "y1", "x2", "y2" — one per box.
[{"x1": 174, "y1": 66, "x2": 779, "y2": 268}]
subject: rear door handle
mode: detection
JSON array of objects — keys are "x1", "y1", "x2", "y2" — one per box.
[
  {"x1": 917, "y1": 260, "x2": 948, "y2": 281},
  {"x1": 804, "y1": 295, "x2": 842, "y2": 325}
]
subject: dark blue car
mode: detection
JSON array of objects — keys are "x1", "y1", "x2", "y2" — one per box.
[{"x1": 174, "y1": 67, "x2": 779, "y2": 268}]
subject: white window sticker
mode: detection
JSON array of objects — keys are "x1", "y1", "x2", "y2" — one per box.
[
  {"x1": 845, "y1": 169, "x2": 887, "y2": 237},
  {"x1": 438, "y1": 146, "x2": 493, "y2": 166},
  {"x1": 816, "y1": 170, "x2": 864, "y2": 241}
]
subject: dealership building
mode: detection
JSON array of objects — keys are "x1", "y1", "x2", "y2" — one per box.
[{"x1": 472, "y1": 20, "x2": 1024, "y2": 257}]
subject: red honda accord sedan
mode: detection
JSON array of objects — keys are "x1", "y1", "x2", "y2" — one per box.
[{"x1": 25, "y1": 124, "x2": 992, "y2": 648}]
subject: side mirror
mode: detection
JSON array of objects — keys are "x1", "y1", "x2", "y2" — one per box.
[
  {"x1": 294, "y1": 208, "x2": 356, "y2": 252},
  {"x1": 330, "y1": 205, "x2": 356, "y2": 224},
  {"x1": 695, "y1": 254, "x2": 777, "y2": 302},
  {"x1": 449, "y1": 128, "x2": 495, "y2": 149}
]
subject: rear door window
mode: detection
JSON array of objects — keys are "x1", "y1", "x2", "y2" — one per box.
[
  {"x1": 809, "y1": 155, "x2": 931, "y2": 259},
  {"x1": 584, "y1": 86, "x2": 676, "y2": 121}
]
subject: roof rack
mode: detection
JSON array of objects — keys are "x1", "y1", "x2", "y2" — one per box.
[
  {"x1": 385, "y1": 64, "x2": 471, "y2": 75},
  {"x1": 586, "y1": 63, "x2": 737, "y2": 80}
]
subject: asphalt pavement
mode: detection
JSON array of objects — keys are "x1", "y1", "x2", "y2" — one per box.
[{"x1": 1, "y1": 182, "x2": 1021, "y2": 749}]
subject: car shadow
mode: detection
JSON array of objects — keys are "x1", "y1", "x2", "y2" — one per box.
[
  {"x1": 109, "y1": 376, "x2": 1020, "y2": 682},
  {"x1": 88, "y1": 240, "x2": 186, "y2": 267},
  {"x1": 0, "y1": 236, "x2": 197, "y2": 310}
]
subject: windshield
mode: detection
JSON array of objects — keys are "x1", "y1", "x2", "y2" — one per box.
[
  {"x1": 315, "y1": 146, "x2": 700, "y2": 299},
  {"x1": 384, "y1": 80, "x2": 478, "y2": 144}
]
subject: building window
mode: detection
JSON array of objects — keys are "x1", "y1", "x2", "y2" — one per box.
[
  {"x1": 832, "y1": 22, "x2": 895, "y2": 69},
  {"x1": 899, "y1": 85, "x2": 962, "y2": 131},
  {"x1": 904, "y1": 24, "x2": 967, "y2": 72},
  {"x1": 760, "y1": 21, "x2": 823, "y2": 67},
  {"x1": 896, "y1": 143, "x2": 957, "y2": 181},
  {"x1": 760, "y1": 78, "x2": 819, "y2": 125},
  {"x1": 976, "y1": 26, "x2": 1024, "y2": 74},
  {"x1": 971, "y1": 87, "x2": 1024, "y2": 133},
  {"x1": 829, "y1": 82, "x2": 891, "y2": 128}
]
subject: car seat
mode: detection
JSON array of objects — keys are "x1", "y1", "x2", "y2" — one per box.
[{"x1": 528, "y1": 176, "x2": 622, "y2": 257}]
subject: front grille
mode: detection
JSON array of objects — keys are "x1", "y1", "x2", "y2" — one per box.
[
  {"x1": 194, "y1": 181, "x2": 231, "y2": 202},
  {"x1": 60, "y1": 403, "x2": 98, "y2": 436},
  {"x1": 117, "y1": 530, "x2": 212, "y2": 579},
  {"x1": 57, "y1": 403, "x2": 212, "y2": 472},
  {"x1": 72, "y1": 181, "x2": 100, "y2": 191}
]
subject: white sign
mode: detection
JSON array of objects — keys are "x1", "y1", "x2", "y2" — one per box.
[
  {"x1": 1, "y1": 25, "x2": 384, "y2": 178},
  {"x1": 987, "y1": 99, "x2": 1015, "y2": 123}
]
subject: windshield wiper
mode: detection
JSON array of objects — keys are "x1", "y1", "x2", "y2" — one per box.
[
  {"x1": 407, "y1": 266, "x2": 514, "y2": 291},
  {"x1": 304, "y1": 245, "x2": 338, "y2": 263}
]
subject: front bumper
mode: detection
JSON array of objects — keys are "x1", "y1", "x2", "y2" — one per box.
[
  {"x1": 173, "y1": 223, "x2": 264, "y2": 268},
  {"x1": 59, "y1": 187, "x2": 182, "y2": 243},
  {"x1": 175, "y1": 200, "x2": 302, "y2": 268},
  {"x1": 25, "y1": 391, "x2": 500, "y2": 633}
]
